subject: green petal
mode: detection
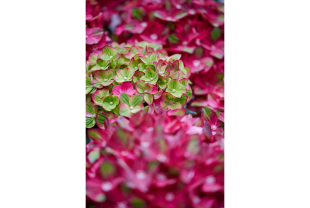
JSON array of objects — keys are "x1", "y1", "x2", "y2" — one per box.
[
  {"x1": 120, "y1": 93, "x2": 130, "y2": 105},
  {"x1": 166, "y1": 80, "x2": 186, "y2": 98},
  {"x1": 88, "y1": 149, "x2": 100, "y2": 163},
  {"x1": 140, "y1": 53, "x2": 158, "y2": 64},
  {"x1": 140, "y1": 69, "x2": 158, "y2": 85},
  {"x1": 86, "y1": 77, "x2": 94, "y2": 94},
  {"x1": 86, "y1": 117, "x2": 95, "y2": 128},
  {"x1": 102, "y1": 95, "x2": 119, "y2": 111},
  {"x1": 96, "y1": 112, "x2": 109, "y2": 130},
  {"x1": 119, "y1": 103, "x2": 131, "y2": 117},
  {"x1": 100, "y1": 162, "x2": 115, "y2": 179},
  {"x1": 92, "y1": 89, "x2": 109, "y2": 105},
  {"x1": 86, "y1": 102, "x2": 97, "y2": 116},
  {"x1": 128, "y1": 59, "x2": 141, "y2": 71},
  {"x1": 136, "y1": 80, "x2": 146, "y2": 94},
  {"x1": 100, "y1": 46, "x2": 118, "y2": 60},
  {"x1": 130, "y1": 95, "x2": 143, "y2": 107},
  {"x1": 144, "y1": 93, "x2": 153, "y2": 105},
  {"x1": 168, "y1": 34, "x2": 179, "y2": 44},
  {"x1": 88, "y1": 53, "x2": 98, "y2": 66}
]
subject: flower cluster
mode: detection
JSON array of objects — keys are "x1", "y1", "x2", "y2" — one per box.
[
  {"x1": 86, "y1": 0, "x2": 112, "y2": 59},
  {"x1": 86, "y1": 111, "x2": 224, "y2": 208},
  {"x1": 86, "y1": 44, "x2": 193, "y2": 128},
  {"x1": 113, "y1": 0, "x2": 224, "y2": 115}
]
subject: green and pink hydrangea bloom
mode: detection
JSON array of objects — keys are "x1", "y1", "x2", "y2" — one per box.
[{"x1": 86, "y1": 43, "x2": 193, "y2": 127}]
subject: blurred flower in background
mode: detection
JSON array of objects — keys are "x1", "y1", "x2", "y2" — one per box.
[{"x1": 86, "y1": 111, "x2": 224, "y2": 207}]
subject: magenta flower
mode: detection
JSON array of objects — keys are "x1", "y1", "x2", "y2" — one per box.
[
  {"x1": 86, "y1": 27, "x2": 104, "y2": 45},
  {"x1": 112, "y1": 82, "x2": 136, "y2": 98},
  {"x1": 86, "y1": 111, "x2": 224, "y2": 207},
  {"x1": 154, "y1": 8, "x2": 188, "y2": 22},
  {"x1": 112, "y1": 0, "x2": 224, "y2": 101},
  {"x1": 133, "y1": 21, "x2": 169, "y2": 45},
  {"x1": 201, "y1": 106, "x2": 224, "y2": 141}
]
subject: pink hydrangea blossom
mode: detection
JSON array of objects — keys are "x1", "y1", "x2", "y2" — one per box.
[{"x1": 86, "y1": 111, "x2": 224, "y2": 207}]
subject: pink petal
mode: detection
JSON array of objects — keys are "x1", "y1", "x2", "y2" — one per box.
[
  {"x1": 112, "y1": 85, "x2": 121, "y2": 97},
  {"x1": 120, "y1": 82, "x2": 136, "y2": 96}
]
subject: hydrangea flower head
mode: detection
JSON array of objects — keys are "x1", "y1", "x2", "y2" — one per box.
[{"x1": 86, "y1": 43, "x2": 193, "y2": 128}]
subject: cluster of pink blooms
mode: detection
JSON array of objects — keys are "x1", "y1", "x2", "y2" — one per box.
[
  {"x1": 114, "y1": 0, "x2": 224, "y2": 115},
  {"x1": 86, "y1": 0, "x2": 113, "y2": 59},
  {"x1": 85, "y1": 0, "x2": 224, "y2": 207},
  {"x1": 86, "y1": 110, "x2": 224, "y2": 207}
]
